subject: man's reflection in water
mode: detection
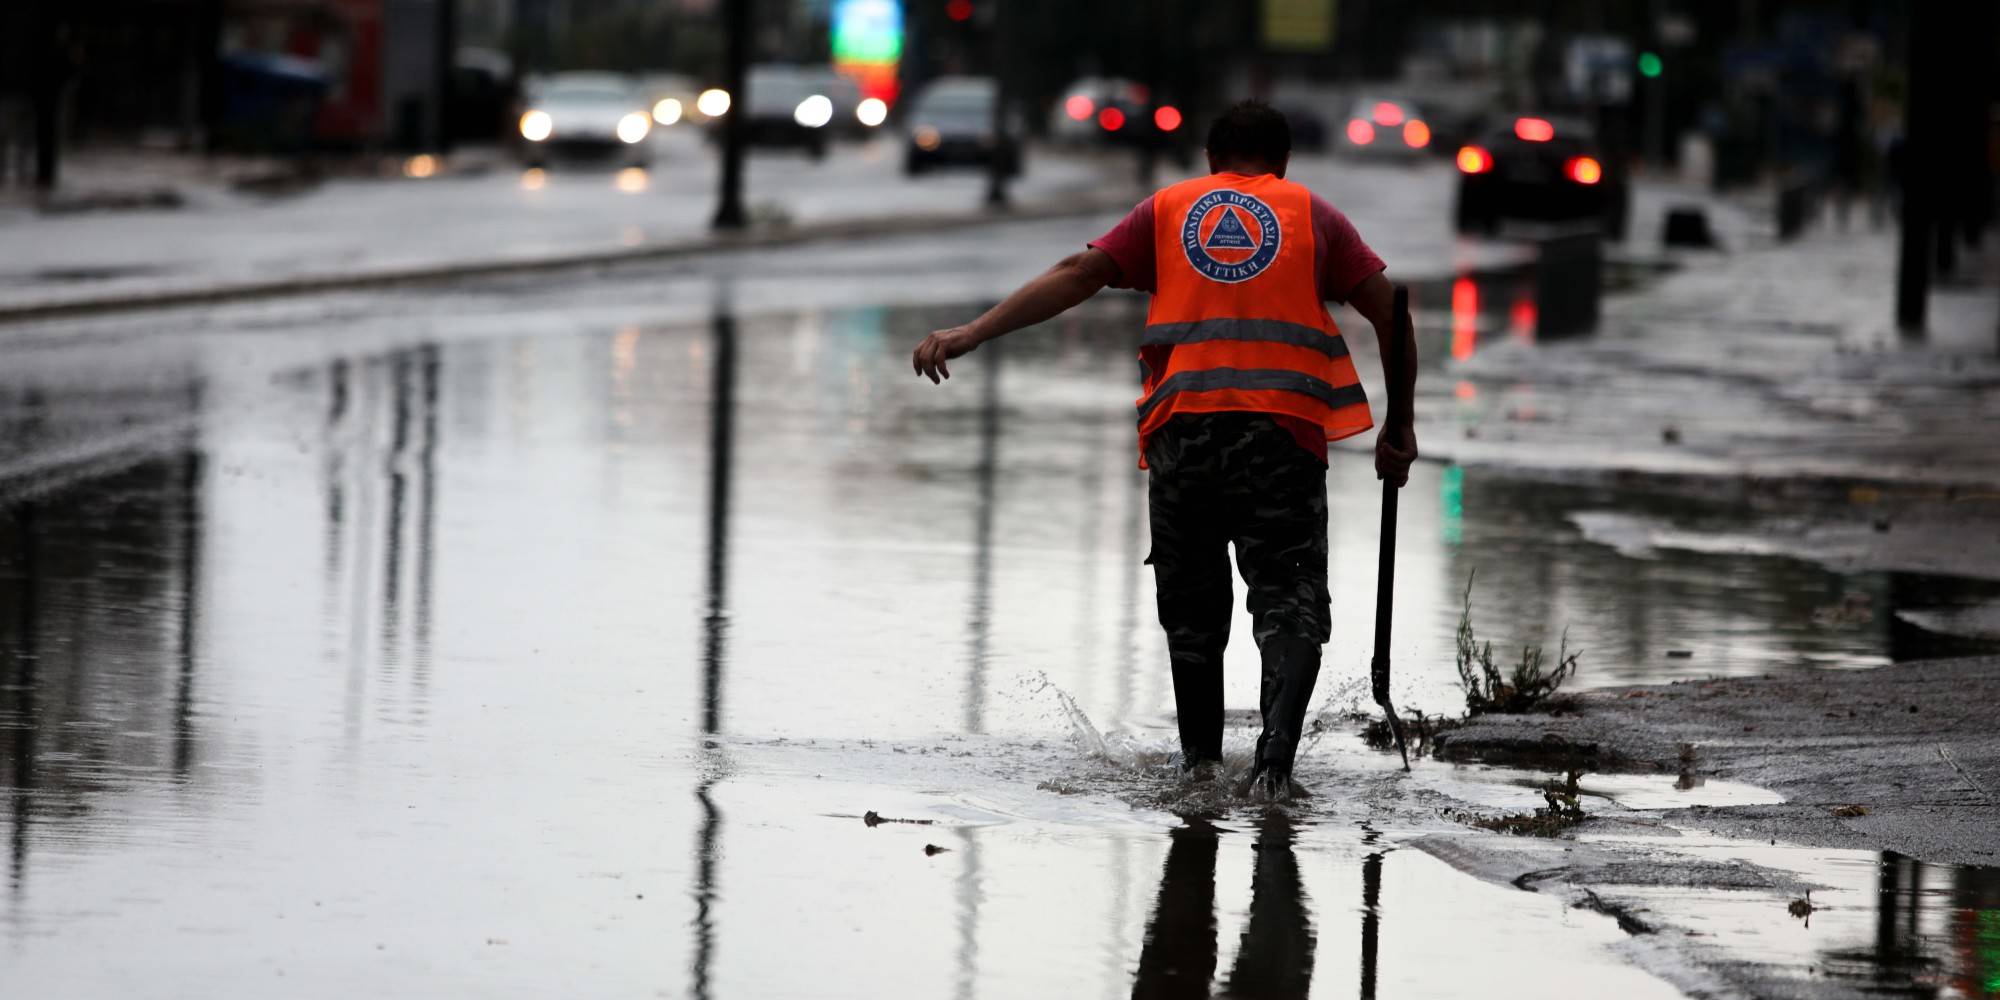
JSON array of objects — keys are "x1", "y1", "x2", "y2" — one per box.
[{"x1": 1131, "y1": 814, "x2": 1318, "y2": 999}]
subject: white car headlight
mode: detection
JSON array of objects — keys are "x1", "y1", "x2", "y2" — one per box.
[
  {"x1": 696, "y1": 88, "x2": 731, "y2": 118},
  {"x1": 520, "y1": 110, "x2": 553, "y2": 142},
  {"x1": 856, "y1": 97, "x2": 888, "y2": 127},
  {"x1": 793, "y1": 94, "x2": 834, "y2": 129},
  {"x1": 617, "y1": 112, "x2": 651, "y2": 144},
  {"x1": 652, "y1": 98, "x2": 683, "y2": 126}
]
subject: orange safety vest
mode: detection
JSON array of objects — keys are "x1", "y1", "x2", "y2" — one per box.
[{"x1": 1136, "y1": 172, "x2": 1373, "y2": 465}]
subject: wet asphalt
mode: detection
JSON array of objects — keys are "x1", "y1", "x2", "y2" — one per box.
[{"x1": 2, "y1": 189, "x2": 1997, "y2": 996}]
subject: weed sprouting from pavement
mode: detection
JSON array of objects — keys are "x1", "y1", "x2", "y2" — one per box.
[
  {"x1": 1455, "y1": 572, "x2": 1581, "y2": 715},
  {"x1": 1363, "y1": 709, "x2": 1459, "y2": 759}
]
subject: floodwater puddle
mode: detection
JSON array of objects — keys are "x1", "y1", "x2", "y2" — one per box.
[
  {"x1": 1434, "y1": 761, "x2": 1786, "y2": 814},
  {"x1": 1568, "y1": 833, "x2": 2000, "y2": 999},
  {"x1": 0, "y1": 259, "x2": 1993, "y2": 995}
]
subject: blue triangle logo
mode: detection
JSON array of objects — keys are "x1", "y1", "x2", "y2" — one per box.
[{"x1": 1203, "y1": 207, "x2": 1257, "y2": 250}]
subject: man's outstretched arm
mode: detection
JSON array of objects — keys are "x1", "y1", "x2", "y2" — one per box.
[
  {"x1": 1347, "y1": 271, "x2": 1419, "y2": 487},
  {"x1": 912, "y1": 247, "x2": 1121, "y2": 383}
]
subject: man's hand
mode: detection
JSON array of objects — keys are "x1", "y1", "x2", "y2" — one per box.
[
  {"x1": 912, "y1": 325, "x2": 982, "y2": 384},
  {"x1": 1375, "y1": 424, "x2": 1417, "y2": 487},
  {"x1": 908, "y1": 248, "x2": 1118, "y2": 385}
]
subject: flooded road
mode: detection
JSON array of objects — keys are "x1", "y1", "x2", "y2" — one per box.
[{"x1": 0, "y1": 215, "x2": 1995, "y2": 996}]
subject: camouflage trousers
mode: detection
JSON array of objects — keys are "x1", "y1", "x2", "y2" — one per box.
[{"x1": 1145, "y1": 413, "x2": 1333, "y2": 661}]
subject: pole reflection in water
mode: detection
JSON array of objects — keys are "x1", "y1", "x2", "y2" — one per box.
[
  {"x1": 964, "y1": 339, "x2": 1001, "y2": 735},
  {"x1": 954, "y1": 827, "x2": 984, "y2": 1000},
  {"x1": 4, "y1": 500, "x2": 37, "y2": 910},
  {"x1": 171, "y1": 444, "x2": 202, "y2": 780},
  {"x1": 379, "y1": 345, "x2": 443, "y2": 710},
  {"x1": 382, "y1": 351, "x2": 412, "y2": 673},
  {"x1": 1131, "y1": 814, "x2": 1318, "y2": 1000},
  {"x1": 691, "y1": 299, "x2": 738, "y2": 1000},
  {"x1": 413, "y1": 346, "x2": 441, "y2": 702}
]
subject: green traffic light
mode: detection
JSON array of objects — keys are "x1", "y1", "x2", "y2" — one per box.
[{"x1": 1638, "y1": 52, "x2": 1663, "y2": 78}]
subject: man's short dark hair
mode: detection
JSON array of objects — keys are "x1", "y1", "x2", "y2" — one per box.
[{"x1": 1205, "y1": 101, "x2": 1291, "y2": 166}]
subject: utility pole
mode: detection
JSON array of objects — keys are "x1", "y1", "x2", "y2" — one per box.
[
  {"x1": 29, "y1": 3, "x2": 67, "y2": 190},
  {"x1": 1136, "y1": 0, "x2": 1161, "y2": 188},
  {"x1": 712, "y1": 0, "x2": 750, "y2": 230},
  {"x1": 983, "y1": 0, "x2": 1010, "y2": 209},
  {"x1": 1895, "y1": 1, "x2": 1939, "y2": 331},
  {"x1": 434, "y1": 0, "x2": 457, "y2": 153}
]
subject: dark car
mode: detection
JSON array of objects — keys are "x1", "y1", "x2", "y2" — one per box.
[
  {"x1": 1454, "y1": 115, "x2": 1629, "y2": 239},
  {"x1": 904, "y1": 77, "x2": 1019, "y2": 176},
  {"x1": 736, "y1": 65, "x2": 836, "y2": 158},
  {"x1": 1049, "y1": 76, "x2": 1187, "y2": 151}
]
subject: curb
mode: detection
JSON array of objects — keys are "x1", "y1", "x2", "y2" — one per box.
[{"x1": 0, "y1": 193, "x2": 1136, "y2": 326}]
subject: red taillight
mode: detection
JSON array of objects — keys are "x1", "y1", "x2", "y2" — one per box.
[
  {"x1": 1565, "y1": 156, "x2": 1603, "y2": 184},
  {"x1": 946, "y1": 0, "x2": 973, "y2": 21},
  {"x1": 1456, "y1": 145, "x2": 1493, "y2": 173},
  {"x1": 1153, "y1": 105, "x2": 1182, "y2": 132},
  {"x1": 1064, "y1": 95, "x2": 1094, "y2": 121},
  {"x1": 1403, "y1": 120, "x2": 1431, "y2": 148},
  {"x1": 1514, "y1": 117, "x2": 1554, "y2": 142},
  {"x1": 1372, "y1": 101, "x2": 1404, "y2": 127},
  {"x1": 1098, "y1": 106, "x2": 1125, "y2": 131},
  {"x1": 1346, "y1": 119, "x2": 1375, "y2": 145}
]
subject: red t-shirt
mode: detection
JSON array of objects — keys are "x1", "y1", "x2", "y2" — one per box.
[{"x1": 1088, "y1": 184, "x2": 1385, "y2": 463}]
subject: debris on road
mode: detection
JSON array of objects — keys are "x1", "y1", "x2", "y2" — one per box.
[{"x1": 861, "y1": 810, "x2": 935, "y2": 828}]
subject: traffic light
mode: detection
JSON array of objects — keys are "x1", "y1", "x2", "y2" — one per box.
[{"x1": 1638, "y1": 51, "x2": 1663, "y2": 78}]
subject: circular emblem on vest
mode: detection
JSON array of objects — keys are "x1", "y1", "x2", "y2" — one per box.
[{"x1": 1180, "y1": 189, "x2": 1282, "y2": 283}]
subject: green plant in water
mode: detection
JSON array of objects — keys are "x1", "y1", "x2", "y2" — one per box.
[{"x1": 1455, "y1": 572, "x2": 1581, "y2": 715}]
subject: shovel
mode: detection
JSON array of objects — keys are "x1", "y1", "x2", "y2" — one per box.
[{"x1": 1371, "y1": 286, "x2": 1415, "y2": 771}]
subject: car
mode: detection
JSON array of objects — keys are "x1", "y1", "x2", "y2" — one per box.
[
  {"x1": 636, "y1": 73, "x2": 705, "y2": 130},
  {"x1": 1453, "y1": 114, "x2": 1629, "y2": 239},
  {"x1": 1048, "y1": 76, "x2": 1186, "y2": 149},
  {"x1": 903, "y1": 77, "x2": 1020, "y2": 176},
  {"x1": 794, "y1": 67, "x2": 885, "y2": 138},
  {"x1": 731, "y1": 65, "x2": 837, "y2": 158},
  {"x1": 1337, "y1": 96, "x2": 1434, "y2": 158},
  {"x1": 516, "y1": 72, "x2": 652, "y2": 168}
]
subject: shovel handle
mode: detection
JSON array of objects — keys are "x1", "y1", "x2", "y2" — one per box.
[{"x1": 1372, "y1": 286, "x2": 1411, "y2": 673}]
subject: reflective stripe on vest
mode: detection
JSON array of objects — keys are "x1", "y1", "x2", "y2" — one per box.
[
  {"x1": 1140, "y1": 318, "x2": 1352, "y2": 360},
  {"x1": 1135, "y1": 172, "x2": 1372, "y2": 462},
  {"x1": 1137, "y1": 367, "x2": 1370, "y2": 422}
]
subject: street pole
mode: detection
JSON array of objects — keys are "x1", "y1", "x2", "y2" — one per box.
[
  {"x1": 983, "y1": 0, "x2": 1010, "y2": 210},
  {"x1": 434, "y1": 0, "x2": 457, "y2": 154},
  {"x1": 29, "y1": 3, "x2": 64, "y2": 190},
  {"x1": 712, "y1": 0, "x2": 750, "y2": 230},
  {"x1": 1136, "y1": 0, "x2": 1160, "y2": 188},
  {"x1": 1895, "y1": 0, "x2": 1937, "y2": 331}
]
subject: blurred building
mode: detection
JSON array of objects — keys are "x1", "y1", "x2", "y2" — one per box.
[{"x1": 0, "y1": 0, "x2": 456, "y2": 163}]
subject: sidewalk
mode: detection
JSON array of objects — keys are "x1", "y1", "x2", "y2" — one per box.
[
  {"x1": 0, "y1": 134, "x2": 1137, "y2": 321},
  {"x1": 1420, "y1": 211, "x2": 2000, "y2": 496}
]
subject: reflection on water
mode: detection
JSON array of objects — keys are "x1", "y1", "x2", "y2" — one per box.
[
  {"x1": 1131, "y1": 814, "x2": 1318, "y2": 999},
  {"x1": 0, "y1": 284, "x2": 1992, "y2": 995},
  {"x1": 1841, "y1": 852, "x2": 2000, "y2": 999},
  {"x1": 691, "y1": 303, "x2": 736, "y2": 1000}
]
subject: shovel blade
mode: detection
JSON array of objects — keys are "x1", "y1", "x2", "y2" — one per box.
[{"x1": 1371, "y1": 654, "x2": 1411, "y2": 771}]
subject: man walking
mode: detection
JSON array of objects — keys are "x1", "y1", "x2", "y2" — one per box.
[{"x1": 912, "y1": 101, "x2": 1417, "y2": 797}]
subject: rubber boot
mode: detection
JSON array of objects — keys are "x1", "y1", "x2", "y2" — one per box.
[
  {"x1": 1170, "y1": 648, "x2": 1224, "y2": 771},
  {"x1": 1249, "y1": 635, "x2": 1321, "y2": 797}
]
